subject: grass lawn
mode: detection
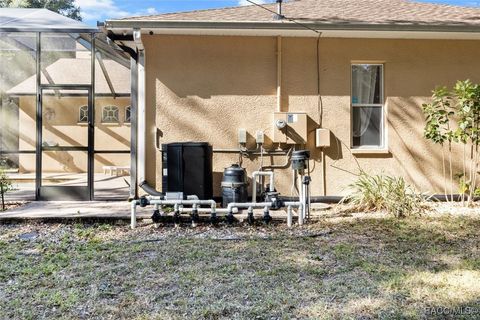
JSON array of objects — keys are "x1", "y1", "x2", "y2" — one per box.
[{"x1": 0, "y1": 210, "x2": 479, "y2": 319}]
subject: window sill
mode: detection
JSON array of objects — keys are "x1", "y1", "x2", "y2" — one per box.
[
  {"x1": 77, "y1": 122, "x2": 88, "y2": 126},
  {"x1": 351, "y1": 148, "x2": 390, "y2": 155}
]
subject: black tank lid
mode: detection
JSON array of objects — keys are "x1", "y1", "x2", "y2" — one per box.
[{"x1": 292, "y1": 150, "x2": 310, "y2": 160}]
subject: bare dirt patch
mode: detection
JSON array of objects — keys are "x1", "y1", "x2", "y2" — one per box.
[{"x1": 0, "y1": 201, "x2": 26, "y2": 212}]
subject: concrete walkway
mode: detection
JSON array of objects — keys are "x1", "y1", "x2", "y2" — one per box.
[{"x1": 0, "y1": 201, "x2": 150, "y2": 220}]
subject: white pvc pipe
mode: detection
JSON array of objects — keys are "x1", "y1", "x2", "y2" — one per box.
[
  {"x1": 179, "y1": 207, "x2": 232, "y2": 214},
  {"x1": 285, "y1": 201, "x2": 303, "y2": 226},
  {"x1": 252, "y1": 171, "x2": 275, "y2": 203},
  {"x1": 130, "y1": 199, "x2": 217, "y2": 229},
  {"x1": 298, "y1": 205, "x2": 304, "y2": 226},
  {"x1": 301, "y1": 180, "x2": 307, "y2": 225},
  {"x1": 131, "y1": 200, "x2": 138, "y2": 229},
  {"x1": 191, "y1": 204, "x2": 198, "y2": 227},
  {"x1": 149, "y1": 199, "x2": 217, "y2": 207},
  {"x1": 287, "y1": 206, "x2": 292, "y2": 228},
  {"x1": 227, "y1": 202, "x2": 272, "y2": 213},
  {"x1": 130, "y1": 199, "x2": 304, "y2": 229}
]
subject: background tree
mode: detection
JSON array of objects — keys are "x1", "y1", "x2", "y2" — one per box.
[{"x1": 0, "y1": 0, "x2": 82, "y2": 21}]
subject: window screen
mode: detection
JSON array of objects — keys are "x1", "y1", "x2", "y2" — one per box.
[{"x1": 351, "y1": 64, "x2": 384, "y2": 148}]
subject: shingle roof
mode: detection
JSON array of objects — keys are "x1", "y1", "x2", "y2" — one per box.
[{"x1": 122, "y1": 0, "x2": 480, "y2": 27}]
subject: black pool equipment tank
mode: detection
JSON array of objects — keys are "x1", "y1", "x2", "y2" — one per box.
[
  {"x1": 291, "y1": 150, "x2": 311, "y2": 171},
  {"x1": 162, "y1": 142, "x2": 213, "y2": 200},
  {"x1": 221, "y1": 164, "x2": 248, "y2": 208}
]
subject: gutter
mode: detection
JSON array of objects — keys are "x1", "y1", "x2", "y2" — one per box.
[{"x1": 104, "y1": 20, "x2": 480, "y2": 34}]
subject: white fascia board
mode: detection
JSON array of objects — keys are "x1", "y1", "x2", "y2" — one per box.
[{"x1": 108, "y1": 27, "x2": 480, "y2": 40}]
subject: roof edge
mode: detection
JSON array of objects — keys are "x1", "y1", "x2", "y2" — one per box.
[
  {"x1": 0, "y1": 27, "x2": 98, "y2": 33},
  {"x1": 104, "y1": 20, "x2": 480, "y2": 34}
]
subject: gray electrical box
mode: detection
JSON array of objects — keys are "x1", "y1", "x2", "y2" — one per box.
[{"x1": 273, "y1": 112, "x2": 308, "y2": 144}]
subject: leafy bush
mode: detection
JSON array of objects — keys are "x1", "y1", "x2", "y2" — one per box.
[
  {"x1": 342, "y1": 172, "x2": 425, "y2": 217},
  {"x1": 422, "y1": 80, "x2": 480, "y2": 206}
]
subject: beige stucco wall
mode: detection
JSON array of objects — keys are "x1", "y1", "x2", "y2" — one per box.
[
  {"x1": 143, "y1": 35, "x2": 480, "y2": 196},
  {"x1": 18, "y1": 96, "x2": 130, "y2": 173}
]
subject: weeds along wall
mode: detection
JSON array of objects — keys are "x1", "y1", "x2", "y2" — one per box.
[{"x1": 143, "y1": 35, "x2": 480, "y2": 196}]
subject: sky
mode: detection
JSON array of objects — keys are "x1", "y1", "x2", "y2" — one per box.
[{"x1": 75, "y1": 0, "x2": 480, "y2": 26}]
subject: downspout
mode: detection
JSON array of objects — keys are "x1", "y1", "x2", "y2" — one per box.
[
  {"x1": 133, "y1": 29, "x2": 159, "y2": 196},
  {"x1": 276, "y1": 0, "x2": 283, "y2": 112}
]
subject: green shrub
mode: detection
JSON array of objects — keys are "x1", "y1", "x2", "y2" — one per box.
[
  {"x1": 342, "y1": 172, "x2": 425, "y2": 217},
  {"x1": 0, "y1": 169, "x2": 12, "y2": 211}
]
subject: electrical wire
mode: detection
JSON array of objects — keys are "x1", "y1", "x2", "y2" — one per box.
[
  {"x1": 329, "y1": 136, "x2": 363, "y2": 176},
  {"x1": 245, "y1": 0, "x2": 324, "y2": 127}
]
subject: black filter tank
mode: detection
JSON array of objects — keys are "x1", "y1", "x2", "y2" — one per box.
[
  {"x1": 221, "y1": 164, "x2": 248, "y2": 208},
  {"x1": 291, "y1": 150, "x2": 311, "y2": 171},
  {"x1": 162, "y1": 142, "x2": 213, "y2": 200}
]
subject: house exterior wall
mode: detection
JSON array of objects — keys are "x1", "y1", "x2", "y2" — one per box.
[
  {"x1": 143, "y1": 35, "x2": 480, "y2": 196},
  {"x1": 17, "y1": 96, "x2": 131, "y2": 173}
]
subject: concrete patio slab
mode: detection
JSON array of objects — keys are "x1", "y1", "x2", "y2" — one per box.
[
  {"x1": 0, "y1": 201, "x2": 330, "y2": 222},
  {"x1": 0, "y1": 201, "x2": 149, "y2": 220},
  {"x1": 5, "y1": 174, "x2": 131, "y2": 201}
]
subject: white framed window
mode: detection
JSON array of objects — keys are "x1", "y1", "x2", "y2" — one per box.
[
  {"x1": 102, "y1": 105, "x2": 119, "y2": 123},
  {"x1": 125, "y1": 106, "x2": 131, "y2": 123},
  {"x1": 351, "y1": 64, "x2": 384, "y2": 149},
  {"x1": 78, "y1": 105, "x2": 88, "y2": 123}
]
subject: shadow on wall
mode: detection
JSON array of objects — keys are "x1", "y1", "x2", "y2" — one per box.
[
  {"x1": 387, "y1": 97, "x2": 464, "y2": 193},
  {"x1": 96, "y1": 125, "x2": 130, "y2": 149},
  {"x1": 146, "y1": 36, "x2": 480, "y2": 194},
  {"x1": 44, "y1": 151, "x2": 82, "y2": 172}
]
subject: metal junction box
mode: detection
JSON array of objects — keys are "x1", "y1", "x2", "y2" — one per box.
[
  {"x1": 315, "y1": 128, "x2": 331, "y2": 148},
  {"x1": 273, "y1": 112, "x2": 308, "y2": 144}
]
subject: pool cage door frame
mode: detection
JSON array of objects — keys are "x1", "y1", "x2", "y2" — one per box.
[
  {"x1": 35, "y1": 32, "x2": 96, "y2": 201},
  {"x1": 36, "y1": 85, "x2": 94, "y2": 201}
]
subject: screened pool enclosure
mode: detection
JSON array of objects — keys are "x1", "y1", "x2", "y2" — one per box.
[{"x1": 0, "y1": 9, "x2": 132, "y2": 200}]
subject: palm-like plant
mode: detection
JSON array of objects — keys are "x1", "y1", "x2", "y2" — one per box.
[{"x1": 342, "y1": 172, "x2": 424, "y2": 218}]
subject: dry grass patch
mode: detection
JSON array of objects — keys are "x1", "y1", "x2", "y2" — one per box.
[
  {"x1": 404, "y1": 270, "x2": 480, "y2": 305},
  {"x1": 0, "y1": 210, "x2": 479, "y2": 319}
]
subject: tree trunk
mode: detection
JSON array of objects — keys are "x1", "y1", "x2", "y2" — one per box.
[
  {"x1": 442, "y1": 147, "x2": 448, "y2": 202},
  {"x1": 1, "y1": 184, "x2": 4, "y2": 211},
  {"x1": 449, "y1": 142, "x2": 454, "y2": 202},
  {"x1": 468, "y1": 145, "x2": 479, "y2": 207},
  {"x1": 462, "y1": 143, "x2": 466, "y2": 206}
]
